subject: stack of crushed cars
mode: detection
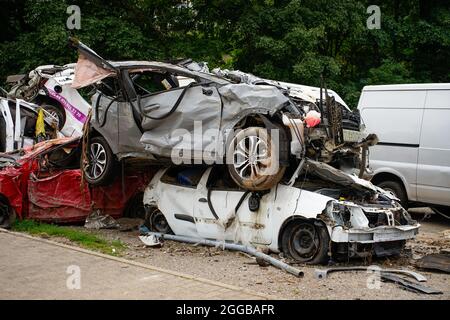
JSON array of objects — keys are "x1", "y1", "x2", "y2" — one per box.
[{"x1": 0, "y1": 38, "x2": 419, "y2": 265}]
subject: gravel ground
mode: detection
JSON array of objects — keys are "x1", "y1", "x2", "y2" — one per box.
[{"x1": 67, "y1": 208, "x2": 449, "y2": 300}]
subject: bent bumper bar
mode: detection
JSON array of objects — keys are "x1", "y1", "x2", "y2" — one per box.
[{"x1": 330, "y1": 224, "x2": 420, "y2": 243}]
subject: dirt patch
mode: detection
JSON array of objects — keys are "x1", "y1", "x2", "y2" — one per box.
[{"x1": 59, "y1": 212, "x2": 450, "y2": 300}]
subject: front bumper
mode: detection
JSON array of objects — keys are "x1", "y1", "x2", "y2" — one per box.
[{"x1": 330, "y1": 224, "x2": 420, "y2": 244}]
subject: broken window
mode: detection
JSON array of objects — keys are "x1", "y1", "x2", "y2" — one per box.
[{"x1": 160, "y1": 166, "x2": 207, "y2": 188}]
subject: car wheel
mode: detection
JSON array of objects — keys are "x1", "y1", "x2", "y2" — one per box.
[
  {"x1": 376, "y1": 180, "x2": 408, "y2": 209},
  {"x1": 82, "y1": 136, "x2": 116, "y2": 186},
  {"x1": 41, "y1": 103, "x2": 66, "y2": 131},
  {"x1": 227, "y1": 127, "x2": 285, "y2": 191},
  {"x1": 431, "y1": 206, "x2": 450, "y2": 219},
  {"x1": 0, "y1": 197, "x2": 15, "y2": 229},
  {"x1": 144, "y1": 207, "x2": 172, "y2": 234},
  {"x1": 281, "y1": 220, "x2": 330, "y2": 264}
]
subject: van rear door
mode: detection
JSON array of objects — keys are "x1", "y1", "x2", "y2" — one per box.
[
  {"x1": 417, "y1": 89, "x2": 450, "y2": 206},
  {"x1": 358, "y1": 88, "x2": 426, "y2": 202}
]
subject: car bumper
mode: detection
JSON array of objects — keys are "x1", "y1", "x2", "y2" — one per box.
[{"x1": 330, "y1": 224, "x2": 420, "y2": 243}]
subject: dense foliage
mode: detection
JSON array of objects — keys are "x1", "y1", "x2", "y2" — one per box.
[{"x1": 1, "y1": 0, "x2": 449, "y2": 107}]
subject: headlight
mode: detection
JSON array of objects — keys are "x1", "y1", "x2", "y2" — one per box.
[{"x1": 323, "y1": 201, "x2": 369, "y2": 229}]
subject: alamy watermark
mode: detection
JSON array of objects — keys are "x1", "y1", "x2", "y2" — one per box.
[
  {"x1": 66, "y1": 5, "x2": 81, "y2": 30},
  {"x1": 367, "y1": 5, "x2": 381, "y2": 29},
  {"x1": 366, "y1": 265, "x2": 381, "y2": 290},
  {"x1": 66, "y1": 265, "x2": 81, "y2": 290},
  {"x1": 142, "y1": 122, "x2": 282, "y2": 177}
]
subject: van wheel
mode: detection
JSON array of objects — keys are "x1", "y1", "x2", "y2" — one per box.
[
  {"x1": 227, "y1": 127, "x2": 285, "y2": 191},
  {"x1": 376, "y1": 180, "x2": 408, "y2": 209},
  {"x1": 82, "y1": 136, "x2": 116, "y2": 186},
  {"x1": 281, "y1": 221, "x2": 330, "y2": 264}
]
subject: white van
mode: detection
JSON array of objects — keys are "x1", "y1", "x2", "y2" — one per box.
[{"x1": 358, "y1": 83, "x2": 450, "y2": 217}]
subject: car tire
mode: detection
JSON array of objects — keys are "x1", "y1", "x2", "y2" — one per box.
[
  {"x1": 82, "y1": 136, "x2": 116, "y2": 186},
  {"x1": 41, "y1": 102, "x2": 66, "y2": 131},
  {"x1": 376, "y1": 180, "x2": 408, "y2": 209},
  {"x1": 144, "y1": 206, "x2": 172, "y2": 234},
  {"x1": 0, "y1": 197, "x2": 15, "y2": 229},
  {"x1": 227, "y1": 127, "x2": 286, "y2": 191},
  {"x1": 281, "y1": 220, "x2": 330, "y2": 264}
]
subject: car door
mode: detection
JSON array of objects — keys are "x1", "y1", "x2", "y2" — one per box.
[
  {"x1": 138, "y1": 77, "x2": 222, "y2": 163},
  {"x1": 156, "y1": 167, "x2": 207, "y2": 237},
  {"x1": 26, "y1": 141, "x2": 91, "y2": 222},
  {"x1": 417, "y1": 89, "x2": 450, "y2": 206},
  {"x1": 194, "y1": 167, "x2": 272, "y2": 245}
]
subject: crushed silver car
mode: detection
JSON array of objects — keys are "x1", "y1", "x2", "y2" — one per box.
[
  {"x1": 179, "y1": 61, "x2": 378, "y2": 178},
  {"x1": 142, "y1": 164, "x2": 419, "y2": 264},
  {"x1": 70, "y1": 39, "x2": 307, "y2": 190}
]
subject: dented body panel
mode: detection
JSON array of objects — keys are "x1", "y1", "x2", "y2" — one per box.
[{"x1": 0, "y1": 138, "x2": 149, "y2": 222}]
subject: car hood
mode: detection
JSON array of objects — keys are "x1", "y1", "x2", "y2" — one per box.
[{"x1": 304, "y1": 159, "x2": 397, "y2": 200}]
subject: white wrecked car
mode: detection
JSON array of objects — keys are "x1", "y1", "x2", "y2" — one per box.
[
  {"x1": 6, "y1": 64, "x2": 91, "y2": 137},
  {"x1": 142, "y1": 162, "x2": 420, "y2": 264}
]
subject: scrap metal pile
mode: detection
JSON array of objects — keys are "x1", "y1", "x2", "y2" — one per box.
[{"x1": 0, "y1": 39, "x2": 422, "y2": 276}]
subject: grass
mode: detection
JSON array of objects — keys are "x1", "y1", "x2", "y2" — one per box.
[{"x1": 12, "y1": 219, "x2": 125, "y2": 256}]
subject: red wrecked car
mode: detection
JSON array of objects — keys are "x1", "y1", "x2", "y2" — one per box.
[{"x1": 0, "y1": 137, "x2": 152, "y2": 228}]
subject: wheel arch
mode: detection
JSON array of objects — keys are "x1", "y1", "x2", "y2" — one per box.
[
  {"x1": 34, "y1": 95, "x2": 64, "y2": 110},
  {"x1": 87, "y1": 127, "x2": 119, "y2": 155},
  {"x1": 371, "y1": 170, "x2": 410, "y2": 200}
]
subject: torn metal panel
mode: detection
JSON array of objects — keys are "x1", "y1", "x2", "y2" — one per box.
[
  {"x1": 0, "y1": 137, "x2": 151, "y2": 223},
  {"x1": 303, "y1": 159, "x2": 378, "y2": 194},
  {"x1": 71, "y1": 52, "x2": 116, "y2": 89},
  {"x1": 84, "y1": 210, "x2": 119, "y2": 229},
  {"x1": 27, "y1": 169, "x2": 92, "y2": 222},
  {"x1": 380, "y1": 273, "x2": 442, "y2": 294},
  {"x1": 314, "y1": 266, "x2": 427, "y2": 282},
  {"x1": 416, "y1": 254, "x2": 450, "y2": 273}
]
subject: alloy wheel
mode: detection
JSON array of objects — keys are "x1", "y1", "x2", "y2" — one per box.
[
  {"x1": 233, "y1": 135, "x2": 270, "y2": 180},
  {"x1": 86, "y1": 142, "x2": 107, "y2": 180}
]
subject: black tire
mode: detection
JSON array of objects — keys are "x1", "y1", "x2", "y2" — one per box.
[
  {"x1": 41, "y1": 102, "x2": 66, "y2": 130},
  {"x1": 376, "y1": 180, "x2": 408, "y2": 209},
  {"x1": 144, "y1": 206, "x2": 172, "y2": 234},
  {"x1": 0, "y1": 197, "x2": 15, "y2": 229},
  {"x1": 82, "y1": 136, "x2": 116, "y2": 186},
  {"x1": 281, "y1": 220, "x2": 330, "y2": 264},
  {"x1": 227, "y1": 127, "x2": 286, "y2": 191}
]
